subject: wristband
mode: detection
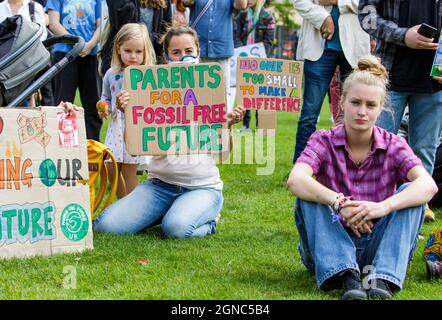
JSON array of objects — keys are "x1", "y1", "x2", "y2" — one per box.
[{"x1": 331, "y1": 193, "x2": 344, "y2": 211}]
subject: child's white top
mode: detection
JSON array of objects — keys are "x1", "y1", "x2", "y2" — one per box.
[{"x1": 0, "y1": 0, "x2": 47, "y2": 41}]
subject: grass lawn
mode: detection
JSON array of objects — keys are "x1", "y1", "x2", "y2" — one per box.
[{"x1": 0, "y1": 97, "x2": 441, "y2": 300}]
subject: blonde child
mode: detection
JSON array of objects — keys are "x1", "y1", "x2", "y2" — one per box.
[
  {"x1": 98, "y1": 23, "x2": 156, "y2": 199},
  {"x1": 94, "y1": 25, "x2": 245, "y2": 238}
]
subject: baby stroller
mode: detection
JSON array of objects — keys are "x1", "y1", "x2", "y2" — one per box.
[{"x1": 0, "y1": 15, "x2": 84, "y2": 107}]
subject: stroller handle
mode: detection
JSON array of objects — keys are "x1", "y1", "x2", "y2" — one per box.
[
  {"x1": 42, "y1": 34, "x2": 85, "y2": 63},
  {"x1": 7, "y1": 34, "x2": 85, "y2": 108}
]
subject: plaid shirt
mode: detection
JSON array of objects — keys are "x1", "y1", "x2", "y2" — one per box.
[
  {"x1": 358, "y1": 0, "x2": 442, "y2": 71},
  {"x1": 297, "y1": 124, "x2": 422, "y2": 202}
]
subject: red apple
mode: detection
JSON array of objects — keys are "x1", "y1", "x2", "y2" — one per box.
[{"x1": 96, "y1": 100, "x2": 110, "y2": 113}]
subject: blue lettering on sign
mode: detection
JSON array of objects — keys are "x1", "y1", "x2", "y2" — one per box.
[{"x1": 0, "y1": 202, "x2": 56, "y2": 245}]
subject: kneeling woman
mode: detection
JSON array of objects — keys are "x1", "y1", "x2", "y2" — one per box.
[
  {"x1": 287, "y1": 56, "x2": 437, "y2": 300},
  {"x1": 93, "y1": 25, "x2": 245, "y2": 239}
]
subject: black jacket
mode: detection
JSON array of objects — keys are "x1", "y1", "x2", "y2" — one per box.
[{"x1": 100, "y1": 0, "x2": 171, "y2": 75}]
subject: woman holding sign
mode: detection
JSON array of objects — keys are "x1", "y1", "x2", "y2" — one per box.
[
  {"x1": 94, "y1": 25, "x2": 245, "y2": 239},
  {"x1": 287, "y1": 56, "x2": 437, "y2": 299}
]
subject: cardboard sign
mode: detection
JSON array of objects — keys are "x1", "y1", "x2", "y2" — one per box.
[
  {"x1": 124, "y1": 63, "x2": 228, "y2": 156},
  {"x1": 228, "y1": 43, "x2": 267, "y2": 112},
  {"x1": 230, "y1": 43, "x2": 267, "y2": 88},
  {"x1": 431, "y1": 31, "x2": 442, "y2": 77},
  {"x1": 236, "y1": 57, "x2": 303, "y2": 113},
  {"x1": 0, "y1": 107, "x2": 93, "y2": 259}
]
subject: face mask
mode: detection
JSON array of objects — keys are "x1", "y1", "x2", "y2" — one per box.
[{"x1": 168, "y1": 54, "x2": 200, "y2": 64}]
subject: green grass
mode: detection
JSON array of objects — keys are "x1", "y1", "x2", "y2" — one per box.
[{"x1": 0, "y1": 97, "x2": 440, "y2": 300}]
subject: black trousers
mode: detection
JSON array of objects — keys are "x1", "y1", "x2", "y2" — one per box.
[
  {"x1": 243, "y1": 110, "x2": 258, "y2": 128},
  {"x1": 431, "y1": 143, "x2": 442, "y2": 206},
  {"x1": 53, "y1": 52, "x2": 102, "y2": 141}
]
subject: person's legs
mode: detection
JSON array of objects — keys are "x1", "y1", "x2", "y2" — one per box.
[
  {"x1": 294, "y1": 199, "x2": 360, "y2": 289},
  {"x1": 78, "y1": 55, "x2": 102, "y2": 141},
  {"x1": 120, "y1": 163, "x2": 139, "y2": 196},
  {"x1": 93, "y1": 179, "x2": 177, "y2": 234},
  {"x1": 161, "y1": 188, "x2": 223, "y2": 238},
  {"x1": 52, "y1": 51, "x2": 78, "y2": 105},
  {"x1": 292, "y1": 49, "x2": 340, "y2": 163},
  {"x1": 407, "y1": 91, "x2": 442, "y2": 174},
  {"x1": 337, "y1": 53, "x2": 352, "y2": 82},
  {"x1": 376, "y1": 91, "x2": 408, "y2": 134},
  {"x1": 328, "y1": 67, "x2": 341, "y2": 124},
  {"x1": 243, "y1": 110, "x2": 251, "y2": 128},
  {"x1": 106, "y1": 162, "x2": 126, "y2": 199},
  {"x1": 357, "y1": 183, "x2": 425, "y2": 292}
]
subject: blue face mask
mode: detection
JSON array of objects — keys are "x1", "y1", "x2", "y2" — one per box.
[{"x1": 167, "y1": 54, "x2": 200, "y2": 64}]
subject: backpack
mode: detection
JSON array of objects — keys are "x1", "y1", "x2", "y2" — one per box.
[
  {"x1": 79, "y1": 139, "x2": 118, "y2": 216},
  {"x1": 424, "y1": 227, "x2": 442, "y2": 262}
]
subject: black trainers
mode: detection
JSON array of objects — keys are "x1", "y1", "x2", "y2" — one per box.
[
  {"x1": 426, "y1": 260, "x2": 442, "y2": 281},
  {"x1": 367, "y1": 279, "x2": 393, "y2": 299},
  {"x1": 340, "y1": 269, "x2": 367, "y2": 300}
]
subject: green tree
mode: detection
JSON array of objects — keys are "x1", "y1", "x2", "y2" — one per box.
[{"x1": 268, "y1": 0, "x2": 300, "y2": 29}]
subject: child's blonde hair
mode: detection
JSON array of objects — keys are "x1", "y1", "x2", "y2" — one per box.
[
  {"x1": 342, "y1": 55, "x2": 389, "y2": 106},
  {"x1": 112, "y1": 23, "x2": 156, "y2": 71}
]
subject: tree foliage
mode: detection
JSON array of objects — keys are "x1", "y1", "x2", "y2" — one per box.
[{"x1": 267, "y1": 0, "x2": 300, "y2": 30}]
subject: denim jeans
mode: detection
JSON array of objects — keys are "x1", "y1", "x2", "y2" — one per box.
[
  {"x1": 292, "y1": 49, "x2": 353, "y2": 163},
  {"x1": 294, "y1": 183, "x2": 425, "y2": 290},
  {"x1": 93, "y1": 178, "x2": 223, "y2": 238},
  {"x1": 376, "y1": 90, "x2": 442, "y2": 174}
]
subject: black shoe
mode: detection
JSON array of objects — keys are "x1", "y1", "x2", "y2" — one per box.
[
  {"x1": 426, "y1": 260, "x2": 442, "y2": 281},
  {"x1": 340, "y1": 269, "x2": 367, "y2": 300},
  {"x1": 367, "y1": 279, "x2": 393, "y2": 299}
]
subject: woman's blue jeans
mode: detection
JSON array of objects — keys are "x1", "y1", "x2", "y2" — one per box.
[
  {"x1": 94, "y1": 178, "x2": 223, "y2": 238},
  {"x1": 294, "y1": 184, "x2": 425, "y2": 290},
  {"x1": 376, "y1": 90, "x2": 442, "y2": 174}
]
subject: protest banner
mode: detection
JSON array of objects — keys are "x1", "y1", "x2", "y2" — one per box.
[
  {"x1": 230, "y1": 43, "x2": 267, "y2": 88},
  {"x1": 0, "y1": 107, "x2": 93, "y2": 259},
  {"x1": 228, "y1": 43, "x2": 267, "y2": 111},
  {"x1": 124, "y1": 63, "x2": 228, "y2": 156},
  {"x1": 236, "y1": 57, "x2": 303, "y2": 113},
  {"x1": 431, "y1": 31, "x2": 442, "y2": 77},
  {"x1": 227, "y1": 43, "x2": 276, "y2": 134}
]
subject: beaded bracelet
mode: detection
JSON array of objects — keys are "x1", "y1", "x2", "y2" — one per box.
[{"x1": 330, "y1": 194, "x2": 352, "y2": 223}]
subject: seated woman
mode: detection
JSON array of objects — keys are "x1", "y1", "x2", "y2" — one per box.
[{"x1": 287, "y1": 56, "x2": 438, "y2": 300}]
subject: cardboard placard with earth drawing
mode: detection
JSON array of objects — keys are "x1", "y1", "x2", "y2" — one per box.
[
  {"x1": 236, "y1": 57, "x2": 304, "y2": 135},
  {"x1": 124, "y1": 63, "x2": 229, "y2": 156},
  {"x1": 0, "y1": 106, "x2": 93, "y2": 259}
]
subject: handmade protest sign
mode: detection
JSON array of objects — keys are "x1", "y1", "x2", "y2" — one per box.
[
  {"x1": 431, "y1": 31, "x2": 442, "y2": 77},
  {"x1": 124, "y1": 63, "x2": 228, "y2": 156},
  {"x1": 228, "y1": 43, "x2": 267, "y2": 111},
  {"x1": 230, "y1": 43, "x2": 267, "y2": 88},
  {"x1": 0, "y1": 107, "x2": 92, "y2": 259},
  {"x1": 236, "y1": 57, "x2": 303, "y2": 113}
]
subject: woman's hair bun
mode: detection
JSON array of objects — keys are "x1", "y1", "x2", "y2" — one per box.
[{"x1": 356, "y1": 55, "x2": 388, "y2": 81}]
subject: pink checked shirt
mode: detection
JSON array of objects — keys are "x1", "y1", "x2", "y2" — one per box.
[{"x1": 297, "y1": 124, "x2": 422, "y2": 202}]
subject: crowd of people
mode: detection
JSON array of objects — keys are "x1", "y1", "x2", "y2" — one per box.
[{"x1": 1, "y1": 0, "x2": 441, "y2": 299}]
